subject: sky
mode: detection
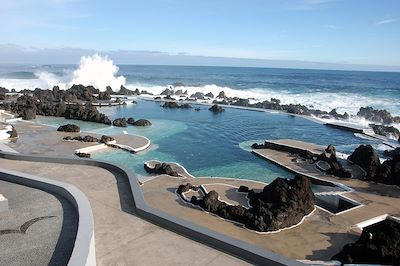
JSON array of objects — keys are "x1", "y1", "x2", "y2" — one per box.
[{"x1": 0, "y1": 0, "x2": 399, "y2": 70}]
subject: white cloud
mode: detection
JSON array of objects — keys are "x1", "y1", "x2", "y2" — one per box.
[{"x1": 375, "y1": 18, "x2": 397, "y2": 25}]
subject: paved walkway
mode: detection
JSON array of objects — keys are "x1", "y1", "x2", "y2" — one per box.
[
  {"x1": 0, "y1": 179, "x2": 77, "y2": 266},
  {"x1": 0, "y1": 158, "x2": 249, "y2": 265}
]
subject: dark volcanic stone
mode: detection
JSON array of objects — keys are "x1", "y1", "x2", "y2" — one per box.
[
  {"x1": 209, "y1": 104, "x2": 225, "y2": 113},
  {"x1": 357, "y1": 106, "x2": 398, "y2": 124},
  {"x1": 57, "y1": 124, "x2": 80, "y2": 133},
  {"x1": 177, "y1": 183, "x2": 197, "y2": 194},
  {"x1": 133, "y1": 119, "x2": 152, "y2": 126},
  {"x1": 100, "y1": 135, "x2": 114, "y2": 144},
  {"x1": 238, "y1": 186, "x2": 249, "y2": 193},
  {"x1": 113, "y1": 118, "x2": 127, "y2": 127},
  {"x1": 7, "y1": 125, "x2": 18, "y2": 138},
  {"x1": 75, "y1": 152, "x2": 91, "y2": 158},
  {"x1": 127, "y1": 117, "x2": 135, "y2": 125},
  {"x1": 348, "y1": 145, "x2": 380, "y2": 179},
  {"x1": 217, "y1": 91, "x2": 226, "y2": 99},
  {"x1": 332, "y1": 219, "x2": 400, "y2": 265},
  {"x1": 188, "y1": 175, "x2": 315, "y2": 232},
  {"x1": 205, "y1": 92, "x2": 214, "y2": 98},
  {"x1": 370, "y1": 124, "x2": 400, "y2": 139},
  {"x1": 144, "y1": 162, "x2": 179, "y2": 177},
  {"x1": 190, "y1": 92, "x2": 205, "y2": 100}
]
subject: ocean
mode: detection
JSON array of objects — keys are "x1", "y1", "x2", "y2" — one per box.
[{"x1": 1, "y1": 56, "x2": 399, "y2": 183}]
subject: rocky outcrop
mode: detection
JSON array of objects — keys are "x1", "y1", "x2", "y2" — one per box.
[
  {"x1": 205, "y1": 92, "x2": 214, "y2": 98},
  {"x1": 127, "y1": 117, "x2": 135, "y2": 125},
  {"x1": 329, "y1": 109, "x2": 349, "y2": 120},
  {"x1": 64, "y1": 104, "x2": 111, "y2": 125},
  {"x1": 75, "y1": 152, "x2": 91, "y2": 158},
  {"x1": 97, "y1": 91, "x2": 111, "y2": 100},
  {"x1": 217, "y1": 91, "x2": 226, "y2": 99},
  {"x1": 190, "y1": 92, "x2": 205, "y2": 100},
  {"x1": 348, "y1": 145, "x2": 380, "y2": 179},
  {"x1": 113, "y1": 118, "x2": 127, "y2": 127},
  {"x1": 118, "y1": 85, "x2": 137, "y2": 95},
  {"x1": 187, "y1": 175, "x2": 315, "y2": 232},
  {"x1": 209, "y1": 104, "x2": 225, "y2": 113},
  {"x1": 357, "y1": 106, "x2": 400, "y2": 124},
  {"x1": 7, "y1": 125, "x2": 18, "y2": 139},
  {"x1": 162, "y1": 102, "x2": 191, "y2": 109},
  {"x1": 64, "y1": 134, "x2": 114, "y2": 144},
  {"x1": 177, "y1": 183, "x2": 197, "y2": 194},
  {"x1": 144, "y1": 162, "x2": 179, "y2": 177},
  {"x1": 332, "y1": 219, "x2": 400, "y2": 265},
  {"x1": 132, "y1": 119, "x2": 152, "y2": 126},
  {"x1": 370, "y1": 124, "x2": 400, "y2": 139},
  {"x1": 349, "y1": 145, "x2": 400, "y2": 187},
  {"x1": 57, "y1": 124, "x2": 80, "y2": 133}
]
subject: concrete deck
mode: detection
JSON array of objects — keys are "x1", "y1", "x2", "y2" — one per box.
[
  {"x1": 7, "y1": 121, "x2": 150, "y2": 157},
  {"x1": 0, "y1": 179, "x2": 77, "y2": 265},
  {"x1": 140, "y1": 153, "x2": 400, "y2": 261}
]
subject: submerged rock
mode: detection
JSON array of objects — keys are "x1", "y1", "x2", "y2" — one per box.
[
  {"x1": 57, "y1": 124, "x2": 80, "y2": 133},
  {"x1": 209, "y1": 104, "x2": 225, "y2": 113}
]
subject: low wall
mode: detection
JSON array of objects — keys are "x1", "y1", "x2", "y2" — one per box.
[{"x1": 0, "y1": 150, "x2": 300, "y2": 266}]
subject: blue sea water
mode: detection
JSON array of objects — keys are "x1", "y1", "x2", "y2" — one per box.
[{"x1": 2, "y1": 63, "x2": 399, "y2": 183}]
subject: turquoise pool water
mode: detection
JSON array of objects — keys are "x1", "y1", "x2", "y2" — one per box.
[{"x1": 35, "y1": 100, "x2": 381, "y2": 183}]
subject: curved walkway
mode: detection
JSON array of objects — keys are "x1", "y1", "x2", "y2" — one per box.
[{"x1": 0, "y1": 155, "x2": 265, "y2": 265}]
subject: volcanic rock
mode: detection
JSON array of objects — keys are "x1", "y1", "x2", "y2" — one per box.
[
  {"x1": 144, "y1": 162, "x2": 179, "y2": 177},
  {"x1": 113, "y1": 118, "x2": 127, "y2": 127},
  {"x1": 348, "y1": 145, "x2": 380, "y2": 179},
  {"x1": 332, "y1": 219, "x2": 400, "y2": 265},
  {"x1": 133, "y1": 119, "x2": 152, "y2": 126},
  {"x1": 209, "y1": 104, "x2": 225, "y2": 113},
  {"x1": 57, "y1": 124, "x2": 80, "y2": 133}
]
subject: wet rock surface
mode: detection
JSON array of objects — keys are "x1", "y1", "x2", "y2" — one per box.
[{"x1": 209, "y1": 104, "x2": 225, "y2": 113}]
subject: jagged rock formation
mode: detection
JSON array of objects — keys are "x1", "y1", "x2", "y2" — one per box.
[
  {"x1": 349, "y1": 144, "x2": 400, "y2": 186},
  {"x1": 370, "y1": 124, "x2": 400, "y2": 139},
  {"x1": 57, "y1": 124, "x2": 80, "y2": 133},
  {"x1": 332, "y1": 219, "x2": 400, "y2": 265},
  {"x1": 357, "y1": 106, "x2": 400, "y2": 124},
  {"x1": 184, "y1": 175, "x2": 315, "y2": 232}
]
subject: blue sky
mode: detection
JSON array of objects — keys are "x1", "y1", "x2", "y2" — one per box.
[{"x1": 0, "y1": 0, "x2": 399, "y2": 68}]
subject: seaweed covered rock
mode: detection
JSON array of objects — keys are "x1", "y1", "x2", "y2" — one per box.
[
  {"x1": 348, "y1": 145, "x2": 380, "y2": 179},
  {"x1": 57, "y1": 124, "x2": 80, "y2": 133},
  {"x1": 332, "y1": 219, "x2": 400, "y2": 265},
  {"x1": 144, "y1": 162, "x2": 179, "y2": 177},
  {"x1": 189, "y1": 175, "x2": 315, "y2": 232}
]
